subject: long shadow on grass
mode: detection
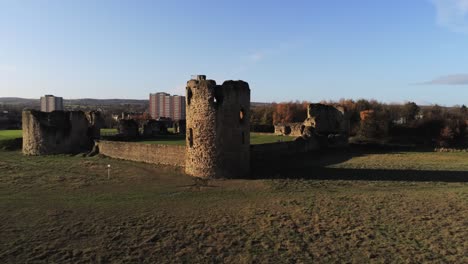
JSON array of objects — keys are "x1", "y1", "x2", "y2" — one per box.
[{"x1": 251, "y1": 147, "x2": 467, "y2": 182}]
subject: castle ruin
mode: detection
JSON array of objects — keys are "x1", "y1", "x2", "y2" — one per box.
[
  {"x1": 304, "y1": 103, "x2": 349, "y2": 136},
  {"x1": 22, "y1": 110, "x2": 103, "y2": 155},
  {"x1": 117, "y1": 119, "x2": 140, "y2": 138},
  {"x1": 23, "y1": 75, "x2": 351, "y2": 179},
  {"x1": 274, "y1": 103, "x2": 350, "y2": 147},
  {"x1": 185, "y1": 75, "x2": 250, "y2": 179}
]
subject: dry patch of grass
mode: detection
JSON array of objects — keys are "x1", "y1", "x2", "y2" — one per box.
[{"x1": 0, "y1": 150, "x2": 466, "y2": 263}]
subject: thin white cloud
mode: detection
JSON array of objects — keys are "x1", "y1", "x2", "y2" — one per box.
[
  {"x1": 419, "y1": 73, "x2": 468, "y2": 85},
  {"x1": 249, "y1": 52, "x2": 265, "y2": 63},
  {"x1": 432, "y1": 0, "x2": 468, "y2": 33}
]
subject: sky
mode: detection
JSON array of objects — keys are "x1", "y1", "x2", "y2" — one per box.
[{"x1": 0, "y1": 0, "x2": 468, "y2": 106}]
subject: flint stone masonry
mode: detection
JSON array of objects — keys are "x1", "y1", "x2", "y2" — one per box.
[
  {"x1": 185, "y1": 76, "x2": 250, "y2": 179},
  {"x1": 22, "y1": 110, "x2": 102, "y2": 155},
  {"x1": 98, "y1": 140, "x2": 185, "y2": 166}
]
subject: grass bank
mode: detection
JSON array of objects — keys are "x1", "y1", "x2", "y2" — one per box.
[
  {"x1": 1, "y1": 129, "x2": 293, "y2": 145},
  {"x1": 0, "y1": 130, "x2": 22, "y2": 141},
  {"x1": 0, "y1": 149, "x2": 466, "y2": 262}
]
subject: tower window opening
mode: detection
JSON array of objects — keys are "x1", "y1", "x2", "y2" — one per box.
[
  {"x1": 241, "y1": 131, "x2": 245, "y2": 144},
  {"x1": 187, "y1": 87, "x2": 193, "y2": 106},
  {"x1": 189, "y1": 128, "x2": 194, "y2": 147},
  {"x1": 240, "y1": 107, "x2": 245, "y2": 123}
]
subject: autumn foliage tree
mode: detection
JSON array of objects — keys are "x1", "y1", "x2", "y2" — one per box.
[{"x1": 272, "y1": 101, "x2": 308, "y2": 124}]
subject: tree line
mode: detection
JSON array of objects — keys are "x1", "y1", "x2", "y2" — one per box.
[{"x1": 250, "y1": 99, "x2": 468, "y2": 148}]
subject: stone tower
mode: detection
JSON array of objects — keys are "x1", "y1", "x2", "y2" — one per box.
[{"x1": 185, "y1": 75, "x2": 250, "y2": 179}]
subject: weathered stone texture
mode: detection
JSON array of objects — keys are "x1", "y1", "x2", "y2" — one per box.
[
  {"x1": 98, "y1": 141, "x2": 185, "y2": 166},
  {"x1": 185, "y1": 76, "x2": 250, "y2": 179},
  {"x1": 274, "y1": 122, "x2": 304, "y2": 136},
  {"x1": 22, "y1": 110, "x2": 102, "y2": 155}
]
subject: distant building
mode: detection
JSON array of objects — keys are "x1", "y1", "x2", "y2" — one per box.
[
  {"x1": 149, "y1": 92, "x2": 186, "y2": 120},
  {"x1": 40, "y1": 95, "x2": 63, "y2": 112}
]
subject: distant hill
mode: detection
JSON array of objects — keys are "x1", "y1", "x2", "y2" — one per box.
[
  {"x1": 64, "y1": 98, "x2": 148, "y2": 106},
  {"x1": 0, "y1": 97, "x2": 148, "y2": 106},
  {"x1": 251, "y1": 102, "x2": 272, "y2": 107},
  {"x1": 0, "y1": 97, "x2": 38, "y2": 104},
  {"x1": 1, "y1": 97, "x2": 270, "y2": 107}
]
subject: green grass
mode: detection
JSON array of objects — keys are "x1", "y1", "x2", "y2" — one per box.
[
  {"x1": 139, "y1": 132, "x2": 295, "y2": 145},
  {"x1": 0, "y1": 149, "x2": 466, "y2": 262},
  {"x1": 0, "y1": 130, "x2": 22, "y2": 141},
  {"x1": 250, "y1": 132, "x2": 295, "y2": 144},
  {"x1": 100, "y1": 128, "x2": 117, "y2": 134},
  {"x1": 8, "y1": 129, "x2": 293, "y2": 145}
]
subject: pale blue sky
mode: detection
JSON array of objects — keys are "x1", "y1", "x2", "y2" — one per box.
[{"x1": 0, "y1": 0, "x2": 467, "y2": 105}]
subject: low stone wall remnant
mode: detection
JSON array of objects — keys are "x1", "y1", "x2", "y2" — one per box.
[
  {"x1": 274, "y1": 123, "x2": 304, "y2": 137},
  {"x1": 98, "y1": 140, "x2": 185, "y2": 167}
]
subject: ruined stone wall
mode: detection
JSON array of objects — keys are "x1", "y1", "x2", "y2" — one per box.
[
  {"x1": 185, "y1": 76, "x2": 250, "y2": 179},
  {"x1": 304, "y1": 104, "x2": 350, "y2": 135},
  {"x1": 142, "y1": 120, "x2": 167, "y2": 136},
  {"x1": 22, "y1": 110, "x2": 101, "y2": 155},
  {"x1": 98, "y1": 138, "x2": 321, "y2": 169},
  {"x1": 117, "y1": 119, "x2": 139, "y2": 138},
  {"x1": 98, "y1": 141, "x2": 185, "y2": 166},
  {"x1": 274, "y1": 123, "x2": 304, "y2": 136},
  {"x1": 216, "y1": 80, "x2": 251, "y2": 178}
]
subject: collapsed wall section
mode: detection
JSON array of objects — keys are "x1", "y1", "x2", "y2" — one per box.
[
  {"x1": 22, "y1": 110, "x2": 102, "y2": 155},
  {"x1": 304, "y1": 104, "x2": 349, "y2": 135},
  {"x1": 274, "y1": 123, "x2": 304, "y2": 137}
]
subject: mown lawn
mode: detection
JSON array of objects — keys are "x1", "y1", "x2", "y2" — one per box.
[
  {"x1": 0, "y1": 130, "x2": 22, "y2": 141},
  {"x1": 0, "y1": 149, "x2": 466, "y2": 263},
  {"x1": 4, "y1": 129, "x2": 293, "y2": 145}
]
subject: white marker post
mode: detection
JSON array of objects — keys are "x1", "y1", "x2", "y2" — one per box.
[{"x1": 107, "y1": 164, "x2": 111, "y2": 180}]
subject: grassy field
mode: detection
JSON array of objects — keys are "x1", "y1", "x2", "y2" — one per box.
[
  {"x1": 0, "y1": 149, "x2": 466, "y2": 263},
  {"x1": 2, "y1": 129, "x2": 293, "y2": 145},
  {"x1": 100, "y1": 128, "x2": 118, "y2": 134},
  {"x1": 0, "y1": 130, "x2": 22, "y2": 141},
  {"x1": 250, "y1": 132, "x2": 295, "y2": 144}
]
